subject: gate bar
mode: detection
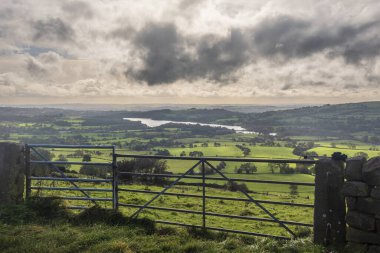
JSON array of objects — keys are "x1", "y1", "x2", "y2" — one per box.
[
  {"x1": 30, "y1": 161, "x2": 112, "y2": 166},
  {"x1": 30, "y1": 177, "x2": 112, "y2": 183},
  {"x1": 28, "y1": 144, "x2": 114, "y2": 149},
  {"x1": 119, "y1": 203, "x2": 312, "y2": 227},
  {"x1": 31, "y1": 186, "x2": 113, "y2": 192},
  {"x1": 118, "y1": 172, "x2": 315, "y2": 186},
  {"x1": 117, "y1": 188, "x2": 314, "y2": 208},
  {"x1": 155, "y1": 220, "x2": 290, "y2": 240},
  {"x1": 115, "y1": 154, "x2": 317, "y2": 164}
]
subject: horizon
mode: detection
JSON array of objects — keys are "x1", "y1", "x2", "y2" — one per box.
[{"x1": 1, "y1": 100, "x2": 380, "y2": 114}]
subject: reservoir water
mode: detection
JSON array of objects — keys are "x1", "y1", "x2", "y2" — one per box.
[{"x1": 123, "y1": 117, "x2": 263, "y2": 135}]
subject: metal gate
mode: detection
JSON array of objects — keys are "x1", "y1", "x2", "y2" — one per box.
[
  {"x1": 25, "y1": 144, "x2": 316, "y2": 240},
  {"x1": 114, "y1": 154, "x2": 316, "y2": 240}
]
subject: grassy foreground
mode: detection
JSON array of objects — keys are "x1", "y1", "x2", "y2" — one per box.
[{"x1": 0, "y1": 198, "x2": 328, "y2": 253}]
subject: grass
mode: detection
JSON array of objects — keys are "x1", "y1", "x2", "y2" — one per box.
[{"x1": 0, "y1": 199, "x2": 326, "y2": 253}]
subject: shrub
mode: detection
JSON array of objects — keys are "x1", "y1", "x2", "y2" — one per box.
[
  {"x1": 73, "y1": 206, "x2": 128, "y2": 226},
  {"x1": 224, "y1": 182, "x2": 249, "y2": 192},
  {"x1": 26, "y1": 197, "x2": 69, "y2": 219}
]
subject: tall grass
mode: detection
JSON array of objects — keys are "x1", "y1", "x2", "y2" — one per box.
[{"x1": 0, "y1": 198, "x2": 328, "y2": 253}]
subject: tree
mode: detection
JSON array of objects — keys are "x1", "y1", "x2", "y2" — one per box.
[
  {"x1": 197, "y1": 163, "x2": 214, "y2": 174},
  {"x1": 155, "y1": 149, "x2": 171, "y2": 156},
  {"x1": 292, "y1": 142, "x2": 315, "y2": 156},
  {"x1": 354, "y1": 152, "x2": 369, "y2": 159},
  {"x1": 216, "y1": 161, "x2": 226, "y2": 170},
  {"x1": 180, "y1": 151, "x2": 186, "y2": 157},
  {"x1": 295, "y1": 163, "x2": 311, "y2": 174},
  {"x1": 289, "y1": 185, "x2": 298, "y2": 196},
  {"x1": 279, "y1": 164, "x2": 294, "y2": 174},
  {"x1": 225, "y1": 182, "x2": 249, "y2": 192},
  {"x1": 268, "y1": 163, "x2": 276, "y2": 174},
  {"x1": 79, "y1": 165, "x2": 109, "y2": 178},
  {"x1": 239, "y1": 163, "x2": 257, "y2": 174},
  {"x1": 189, "y1": 151, "x2": 204, "y2": 157},
  {"x1": 117, "y1": 158, "x2": 169, "y2": 185},
  {"x1": 236, "y1": 144, "x2": 251, "y2": 157},
  {"x1": 30, "y1": 148, "x2": 55, "y2": 176},
  {"x1": 82, "y1": 154, "x2": 91, "y2": 162},
  {"x1": 56, "y1": 154, "x2": 71, "y2": 170},
  {"x1": 304, "y1": 151, "x2": 318, "y2": 158}
]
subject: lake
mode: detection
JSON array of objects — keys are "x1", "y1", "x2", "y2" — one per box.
[{"x1": 123, "y1": 117, "x2": 273, "y2": 135}]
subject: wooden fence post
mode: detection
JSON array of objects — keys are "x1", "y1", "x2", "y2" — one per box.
[{"x1": 314, "y1": 158, "x2": 346, "y2": 247}]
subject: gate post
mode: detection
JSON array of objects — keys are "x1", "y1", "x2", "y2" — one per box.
[
  {"x1": 313, "y1": 158, "x2": 346, "y2": 247},
  {"x1": 112, "y1": 147, "x2": 118, "y2": 210},
  {"x1": 0, "y1": 142, "x2": 25, "y2": 204},
  {"x1": 201, "y1": 159, "x2": 206, "y2": 229},
  {"x1": 25, "y1": 144, "x2": 31, "y2": 199}
]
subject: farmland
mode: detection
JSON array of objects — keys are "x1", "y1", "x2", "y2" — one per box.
[{"x1": 0, "y1": 103, "x2": 380, "y2": 251}]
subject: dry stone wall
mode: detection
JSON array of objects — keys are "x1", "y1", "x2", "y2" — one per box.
[{"x1": 342, "y1": 156, "x2": 380, "y2": 249}]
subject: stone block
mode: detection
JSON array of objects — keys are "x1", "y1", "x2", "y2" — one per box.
[
  {"x1": 346, "y1": 227, "x2": 380, "y2": 245},
  {"x1": 368, "y1": 245, "x2": 380, "y2": 253},
  {"x1": 342, "y1": 181, "x2": 369, "y2": 197},
  {"x1": 346, "y1": 210, "x2": 375, "y2": 231},
  {"x1": 346, "y1": 197, "x2": 357, "y2": 210},
  {"x1": 377, "y1": 219, "x2": 380, "y2": 234},
  {"x1": 357, "y1": 198, "x2": 380, "y2": 215},
  {"x1": 345, "y1": 157, "x2": 366, "y2": 181},
  {"x1": 363, "y1": 157, "x2": 380, "y2": 186},
  {"x1": 371, "y1": 186, "x2": 380, "y2": 199},
  {"x1": 344, "y1": 243, "x2": 368, "y2": 253}
]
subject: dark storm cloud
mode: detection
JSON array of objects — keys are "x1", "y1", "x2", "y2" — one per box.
[
  {"x1": 128, "y1": 23, "x2": 190, "y2": 85},
  {"x1": 253, "y1": 15, "x2": 380, "y2": 64},
  {"x1": 124, "y1": 14, "x2": 380, "y2": 86},
  {"x1": 33, "y1": 18, "x2": 75, "y2": 43},
  {"x1": 128, "y1": 23, "x2": 251, "y2": 85}
]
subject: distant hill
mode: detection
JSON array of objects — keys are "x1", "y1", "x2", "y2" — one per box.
[
  {"x1": 1, "y1": 101, "x2": 379, "y2": 142},
  {"x1": 243, "y1": 101, "x2": 380, "y2": 140}
]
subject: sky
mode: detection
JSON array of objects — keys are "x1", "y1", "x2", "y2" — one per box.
[{"x1": 0, "y1": 0, "x2": 380, "y2": 105}]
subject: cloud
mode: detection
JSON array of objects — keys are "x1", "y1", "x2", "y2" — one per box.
[
  {"x1": 61, "y1": 1, "x2": 94, "y2": 20},
  {"x1": 33, "y1": 18, "x2": 75, "y2": 43},
  {"x1": 0, "y1": 0, "x2": 380, "y2": 103},
  {"x1": 252, "y1": 15, "x2": 380, "y2": 64},
  {"x1": 128, "y1": 23, "x2": 251, "y2": 85}
]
